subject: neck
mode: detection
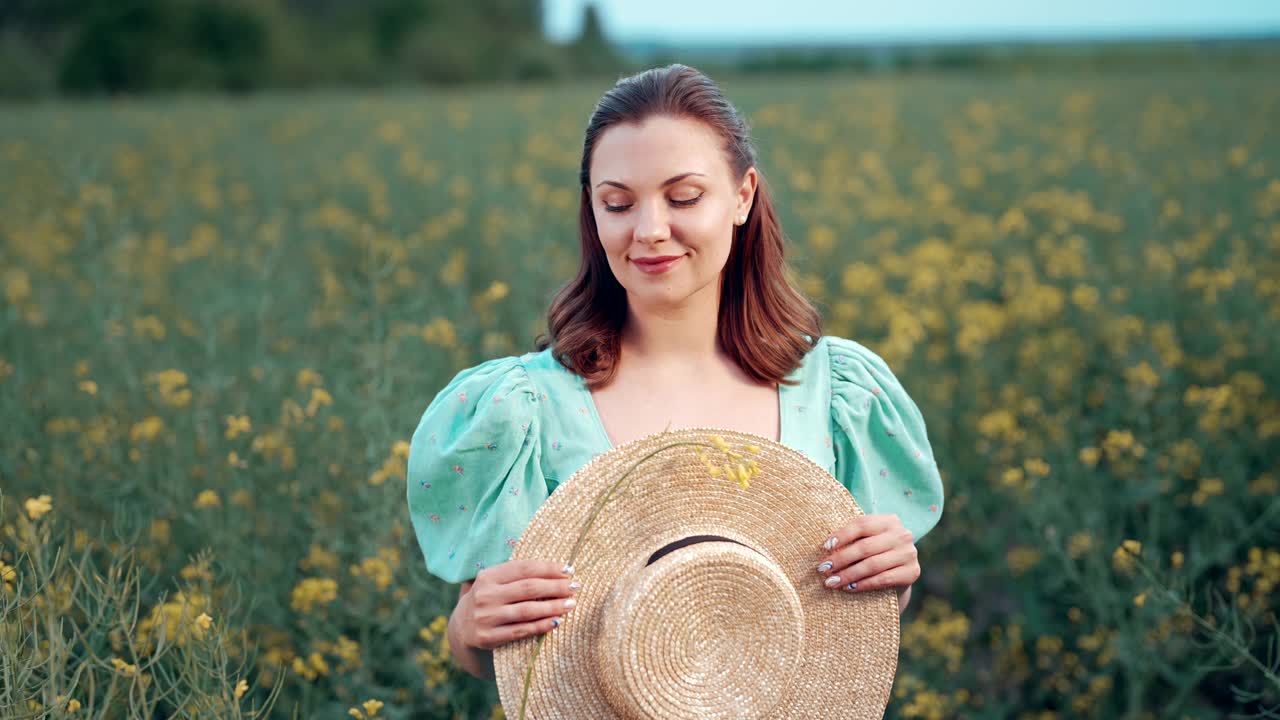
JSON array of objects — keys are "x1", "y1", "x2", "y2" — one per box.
[{"x1": 619, "y1": 276, "x2": 722, "y2": 375}]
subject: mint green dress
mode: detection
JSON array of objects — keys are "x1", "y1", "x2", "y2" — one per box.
[{"x1": 405, "y1": 334, "x2": 944, "y2": 584}]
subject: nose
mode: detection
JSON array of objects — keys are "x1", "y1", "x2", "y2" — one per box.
[{"x1": 632, "y1": 198, "x2": 671, "y2": 245}]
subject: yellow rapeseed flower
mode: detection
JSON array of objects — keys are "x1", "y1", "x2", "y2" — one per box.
[
  {"x1": 194, "y1": 490, "x2": 221, "y2": 509},
  {"x1": 24, "y1": 494, "x2": 52, "y2": 521},
  {"x1": 224, "y1": 415, "x2": 252, "y2": 439},
  {"x1": 233, "y1": 679, "x2": 249, "y2": 700},
  {"x1": 193, "y1": 612, "x2": 213, "y2": 635},
  {"x1": 297, "y1": 368, "x2": 324, "y2": 388},
  {"x1": 290, "y1": 577, "x2": 339, "y2": 613},
  {"x1": 348, "y1": 697, "x2": 385, "y2": 719}
]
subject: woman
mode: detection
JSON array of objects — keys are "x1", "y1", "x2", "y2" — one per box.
[{"x1": 406, "y1": 64, "x2": 945, "y2": 681}]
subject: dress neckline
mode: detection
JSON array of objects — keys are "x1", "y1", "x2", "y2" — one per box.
[{"x1": 574, "y1": 358, "x2": 800, "y2": 451}]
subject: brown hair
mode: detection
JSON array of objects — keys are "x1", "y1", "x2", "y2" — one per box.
[{"x1": 533, "y1": 64, "x2": 822, "y2": 389}]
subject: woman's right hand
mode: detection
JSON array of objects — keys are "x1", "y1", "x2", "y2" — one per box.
[{"x1": 451, "y1": 559, "x2": 580, "y2": 651}]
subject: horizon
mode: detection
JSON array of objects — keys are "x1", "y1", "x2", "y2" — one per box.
[{"x1": 545, "y1": 0, "x2": 1280, "y2": 45}]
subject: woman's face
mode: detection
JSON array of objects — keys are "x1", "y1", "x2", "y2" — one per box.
[{"x1": 587, "y1": 115, "x2": 756, "y2": 308}]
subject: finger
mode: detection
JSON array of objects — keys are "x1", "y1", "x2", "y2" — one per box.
[
  {"x1": 820, "y1": 545, "x2": 916, "y2": 591},
  {"x1": 477, "y1": 615, "x2": 563, "y2": 649},
  {"x1": 821, "y1": 514, "x2": 900, "y2": 552},
  {"x1": 495, "y1": 595, "x2": 579, "y2": 628},
  {"x1": 497, "y1": 576, "x2": 580, "y2": 604},
  {"x1": 480, "y1": 559, "x2": 574, "y2": 585},
  {"x1": 837, "y1": 564, "x2": 919, "y2": 594},
  {"x1": 815, "y1": 530, "x2": 901, "y2": 577}
]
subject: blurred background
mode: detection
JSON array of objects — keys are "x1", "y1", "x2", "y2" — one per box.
[{"x1": 2, "y1": 2, "x2": 1279, "y2": 719}]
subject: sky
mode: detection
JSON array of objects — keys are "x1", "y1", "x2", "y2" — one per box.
[{"x1": 543, "y1": 0, "x2": 1280, "y2": 44}]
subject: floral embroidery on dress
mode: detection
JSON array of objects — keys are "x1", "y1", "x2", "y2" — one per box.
[
  {"x1": 420, "y1": 480, "x2": 432, "y2": 489},
  {"x1": 485, "y1": 442, "x2": 498, "y2": 450},
  {"x1": 509, "y1": 487, "x2": 520, "y2": 496},
  {"x1": 429, "y1": 513, "x2": 440, "y2": 522},
  {"x1": 552, "y1": 440, "x2": 562, "y2": 451},
  {"x1": 505, "y1": 537, "x2": 517, "y2": 548},
  {"x1": 457, "y1": 391, "x2": 467, "y2": 403},
  {"x1": 457, "y1": 504, "x2": 467, "y2": 512},
  {"x1": 494, "y1": 395, "x2": 503, "y2": 403},
  {"x1": 903, "y1": 489, "x2": 913, "y2": 497},
  {"x1": 452, "y1": 465, "x2": 463, "y2": 475},
  {"x1": 929, "y1": 504, "x2": 938, "y2": 512}
]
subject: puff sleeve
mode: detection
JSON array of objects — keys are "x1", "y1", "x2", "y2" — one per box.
[
  {"x1": 405, "y1": 356, "x2": 549, "y2": 584},
  {"x1": 828, "y1": 336, "x2": 945, "y2": 544}
]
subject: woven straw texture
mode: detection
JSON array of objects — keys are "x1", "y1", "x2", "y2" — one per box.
[{"x1": 494, "y1": 427, "x2": 900, "y2": 719}]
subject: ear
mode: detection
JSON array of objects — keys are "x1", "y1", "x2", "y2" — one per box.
[{"x1": 736, "y1": 166, "x2": 758, "y2": 219}]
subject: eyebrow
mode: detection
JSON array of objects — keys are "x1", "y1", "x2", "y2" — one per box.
[{"x1": 595, "y1": 172, "x2": 706, "y2": 190}]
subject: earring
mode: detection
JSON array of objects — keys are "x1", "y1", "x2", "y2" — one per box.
[{"x1": 736, "y1": 215, "x2": 746, "y2": 225}]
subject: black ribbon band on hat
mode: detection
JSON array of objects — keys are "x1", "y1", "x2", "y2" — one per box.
[{"x1": 646, "y1": 535, "x2": 758, "y2": 566}]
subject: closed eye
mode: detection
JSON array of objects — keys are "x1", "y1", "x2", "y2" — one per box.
[{"x1": 604, "y1": 194, "x2": 703, "y2": 213}]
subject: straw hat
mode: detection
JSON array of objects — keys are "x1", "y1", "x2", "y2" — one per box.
[{"x1": 494, "y1": 427, "x2": 900, "y2": 719}]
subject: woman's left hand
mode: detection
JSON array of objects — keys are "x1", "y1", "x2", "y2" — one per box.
[{"x1": 815, "y1": 514, "x2": 919, "y2": 596}]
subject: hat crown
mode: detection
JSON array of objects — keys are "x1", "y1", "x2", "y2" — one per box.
[{"x1": 595, "y1": 539, "x2": 804, "y2": 719}]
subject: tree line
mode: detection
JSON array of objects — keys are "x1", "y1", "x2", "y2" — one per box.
[{"x1": 0, "y1": 0, "x2": 623, "y2": 97}]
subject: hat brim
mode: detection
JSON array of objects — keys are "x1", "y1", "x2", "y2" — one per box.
[{"x1": 495, "y1": 427, "x2": 900, "y2": 719}]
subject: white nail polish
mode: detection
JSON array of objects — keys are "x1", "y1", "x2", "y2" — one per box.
[
  {"x1": 824, "y1": 575, "x2": 842, "y2": 588},
  {"x1": 823, "y1": 537, "x2": 838, "y2": 551},
  {"x1": 564, "y1": 598, "x2": 577, "y2": 609}
]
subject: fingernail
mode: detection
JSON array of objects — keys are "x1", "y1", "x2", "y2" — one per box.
[
  {"x1": 845, "y1": 581, "x2": 858, "y2": 591},
  {"x1": 562, "y1": 564, "x2": 575, "y2": 576},
  {"x1": 569, "y1": 580, "x2": 581, "y2": 591},
  {"x1": 816, "y1": 561, "x2": 833, "y2": 574},
  {"x1": 551, "y1": 618, "x2": 561, "y2": 628},
  {"x1": 823, "y1": 537, "x2": 838, "y2": 551},
  {"x1": 564, "y1": 598, "x2": 577, "y2": 609},
  {"x1": 824, "y1": 575, "x2": 843, "y2": 588}
]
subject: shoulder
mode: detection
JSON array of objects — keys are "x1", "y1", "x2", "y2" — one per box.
[
  {"x1": 823, "y1": 334, "x2": 897, "y2": 383},
  {"x1": 412, "y1": 354, "x2": 542, "y2": 441}
]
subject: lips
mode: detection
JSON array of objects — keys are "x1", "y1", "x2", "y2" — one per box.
[{"x1": 632, "y1": 255, "x2": 684, "y2": 266}]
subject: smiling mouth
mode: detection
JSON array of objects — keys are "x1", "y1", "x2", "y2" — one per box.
[{"x1": 632, "y1": 255, "x2": 685, "y2": 273}]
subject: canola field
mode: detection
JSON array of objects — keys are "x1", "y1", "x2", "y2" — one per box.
[{"x1": 2, "y1": 66, "x2": 1279, "y2": 718}]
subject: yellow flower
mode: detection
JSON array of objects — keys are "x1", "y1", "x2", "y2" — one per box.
[
  {"x1": 224, "y1": 415, "x2": 252, "y2": 439},
  {"x1": 297, "y1": 368, "x2": 324, "y2": 388},
  {"x1": 110, "y1": 657, "x2": 138, "y2": 676},
  {"x1": 24, "y1": 494, "x2": 52, "y2": 521},
  {"x1": 1133, "y1": 592, "x2": 1146, "y2": 607},
  {"x1": 306, "y1": 387, "x2": 333, "y2": 416},
  {"x1": 233, "y1": 679, "x2": 249, "y2": 700},
  {"x1": 1, "y1": 560, "x2": 16, "y2": 592},
  {"x1": 290, "y1": 577, "x2": 339, "y2": 613},
  {"x1": 348, "y1": 699, "x2": 384, "y2": 719},
  {"x1": 193, "y1": 612, "x2": 213, "y2": 635},
  {"x1": 67, "y1": 699, "x2": 81, "y2": 712},
  {"x1": 194, "y1": 490, "x2": 221, "y2": 509}
]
